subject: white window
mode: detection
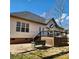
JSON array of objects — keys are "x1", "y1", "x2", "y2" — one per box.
[
  {"x1": 25, "y1": 24, "x2": 29, "y2": 32},
  {"x1": 16, "y1": 22, "x2": 29, "y2": 32},
  {"x1": 16, "y1": 22, "x2": 21, "y2": 32},
  {"x1": 21, "y1": 23, "x2": 25, "y2": 32}
]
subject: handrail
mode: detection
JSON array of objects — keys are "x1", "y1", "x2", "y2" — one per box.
[
  {"x1": 34, "y1": 31, "x2": 41, "y2": 41},
  {"x1": 34, "y1": 30, "x2": 67, "y2": 41}
]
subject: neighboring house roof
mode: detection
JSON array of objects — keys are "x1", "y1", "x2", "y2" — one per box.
[
  {"x1": 10, "y1": 11, "x2": 64, "y2": 29},
  {"x1": 46, "y1": 18, "x2": 64, "y2": 30},
  {"x1": 10, "y1": 11, "x2": 46, "y2": 24}
]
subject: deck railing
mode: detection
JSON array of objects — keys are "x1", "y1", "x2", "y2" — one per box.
[
  {"x1": 34, "y1": 30, "x2": 67, "y2": 42},
  {"x1": 40, "y1": 31, "x2": 67, "y2": 37},
  {"x1": 40, "y1": 31, "x2": 54, "y2": 37}
]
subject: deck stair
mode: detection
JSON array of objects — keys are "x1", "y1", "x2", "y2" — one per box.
[{"x1": 34, "y1": 31, "x2": 68, "y2": 47}]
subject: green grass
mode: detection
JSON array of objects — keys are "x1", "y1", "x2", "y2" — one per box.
[
  {"x1": 10, "y1": 50, "x2": 45, "y2": 59},
  {"x1": 53, "y1": 54, "x2": 69, "y2": 59},
  {"x1": 10, "y1": 47, "x2": 69, "y2": 59},
  {"x1": 10, "y1": 53, "x2": 41, "y2": 59},
  {"x1": 11, "y1": 53, "x2": 69, "y2": 59}
]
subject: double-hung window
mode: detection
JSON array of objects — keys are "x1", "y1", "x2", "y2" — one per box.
[
  {"x1": 26, "y1": 24, "x2": 29, "y2": 32},
  {"x1": 21, "y1": 23, "x2": 25, "y2": 32},
  {"x1": 16, "y1": 22, "x2": 21, "y2": 32},
  {"x1": 16, "y1": 22, "x2": 29, "y2": 32}
]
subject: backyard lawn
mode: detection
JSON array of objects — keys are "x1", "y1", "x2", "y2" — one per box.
[
  {"x1": 11, "y1": 53, "x2": 69, "y2": 59},
  {"x1": 10, "y1": 44, "x2": 69, "y2": 59},
  {"x1": 54, "y1": 53, "x2": 69, "y2": 59}
]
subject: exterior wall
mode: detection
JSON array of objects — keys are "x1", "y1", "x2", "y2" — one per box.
[
  {"x1": 41, "y1": 37, "x2": 68, "y2": 47},
  {"x1": 41, "y1": 37, "x2": 54, "y2": 46},
  {"x1": 10, "y1": 17, "x2": 46, "y2": 38},
  {"x1": 10, "y1": 38, "x2": 33, "y2": 44}
]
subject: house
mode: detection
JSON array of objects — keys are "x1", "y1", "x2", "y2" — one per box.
[{"x1": 10, "y1": 11, "x2": 68, "y2": 46}]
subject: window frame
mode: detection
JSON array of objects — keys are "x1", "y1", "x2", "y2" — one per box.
[
  {"x1": 21, "y1": 23, "x2": 26, "y2": 32},
  {"x1": 16, "y1": 22, "x2": 29, "y2": 32},
  {"x1": 25, "y1": 23, "x2": 29, "y2": 32},
  {"x1": 16, "y1": 22, "x2": 21, "y2": 32}
]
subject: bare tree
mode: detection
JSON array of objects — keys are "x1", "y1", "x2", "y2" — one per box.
[{"x1": 54, "y1": 0, "x2": 66, "y2": 26}]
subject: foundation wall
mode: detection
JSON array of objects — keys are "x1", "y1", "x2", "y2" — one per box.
[
  {"x1": 41, "y1": 37, "x2": 54, "y2": 46},
  {"x1": 10, "y1": 38, "x2": 33, "y2": 44}
]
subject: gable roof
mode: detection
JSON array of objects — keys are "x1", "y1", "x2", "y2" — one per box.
[
  {"x1": 10, "y1": 11, "x2": 64, "y2": 29},
  {"x1": 10, "y1": 11, "x2": 46, "y2": 24},
  {"x1": 47, "y1": 18, "x2": 64, "y2": 30}
]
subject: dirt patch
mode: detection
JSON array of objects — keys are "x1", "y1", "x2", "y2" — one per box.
[{"x1": 10, "y1": 43, "x2": 35, "y2": 54}]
